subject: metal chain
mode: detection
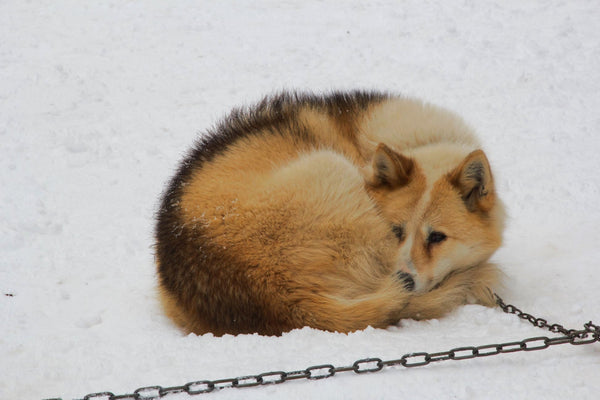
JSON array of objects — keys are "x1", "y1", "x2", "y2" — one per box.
[
  {"x1": 45, "y1": 295, "x2": 599, "y2": 400},
  {"x1": 494, "y1": 294, "x2": 594, "y2": 337}
]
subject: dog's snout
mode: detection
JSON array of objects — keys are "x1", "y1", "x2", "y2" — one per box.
[{"x1": 396, "y1": 271, "x2": 415, "y2": 291}]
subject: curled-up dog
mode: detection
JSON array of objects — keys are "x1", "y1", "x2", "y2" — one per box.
[{"x1": 155, "y1": 91, "x2": 505, "y2": 336}]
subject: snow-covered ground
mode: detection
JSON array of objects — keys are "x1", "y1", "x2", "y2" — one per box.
[{"x1": 1, "y1": 1, "x2": 599, "y2": 399}]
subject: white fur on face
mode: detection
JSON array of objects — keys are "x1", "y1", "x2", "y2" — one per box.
[
  {"x1": 394, "y1": 180, "x2": 434, "y2": 291},
  {"x1": 395, "y1": 174, "x2": 469, "y2": 293}
]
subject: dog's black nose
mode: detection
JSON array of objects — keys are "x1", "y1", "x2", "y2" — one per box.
[{"x1": 396, "y1": 271, "x2": 415, "y2": 291}]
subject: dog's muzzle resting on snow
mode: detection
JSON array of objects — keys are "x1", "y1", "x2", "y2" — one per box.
[{"x1": 155, "y1": 91, "x2": 505, "y2": 336}]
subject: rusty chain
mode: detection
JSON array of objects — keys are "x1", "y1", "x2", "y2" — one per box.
[{"x1": 45, "y1": 295, "x2": 599, "y2": 400}]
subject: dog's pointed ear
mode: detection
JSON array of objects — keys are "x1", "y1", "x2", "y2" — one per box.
[
  {"x1": 449, "y1": 150, "x2": 495, "y2": 212},
  {"x1": 368, "y1": 143, "x2": 414, "y2": 188}
]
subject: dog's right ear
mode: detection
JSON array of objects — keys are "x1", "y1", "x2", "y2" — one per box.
[{"x1": 367, "y1": 143, "x2": 414, "y2": 188}]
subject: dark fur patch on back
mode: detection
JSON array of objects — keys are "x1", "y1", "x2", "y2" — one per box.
[{"x1": 156, "y1": 91, "x2": 390, "y2": 217}]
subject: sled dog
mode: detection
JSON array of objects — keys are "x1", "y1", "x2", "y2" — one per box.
[{"x1": 155, "y1": 91, "x2": 505, "y2": 336}]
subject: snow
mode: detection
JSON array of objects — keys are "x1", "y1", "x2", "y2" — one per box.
[{"x1": 1, "y1": 1, "x2": 599, "y2": 399}]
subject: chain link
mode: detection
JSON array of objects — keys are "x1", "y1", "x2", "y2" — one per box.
[{"x1": 44, "y1": 295, "x2": 598, "y2": 400}]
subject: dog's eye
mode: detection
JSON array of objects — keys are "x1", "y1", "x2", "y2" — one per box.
[
  {"x1": 428, "y1": 231, "x2": 447, "y2": 244},
  {"x1": 392, "y1": 225, "x2": 404, "y2": 241}
]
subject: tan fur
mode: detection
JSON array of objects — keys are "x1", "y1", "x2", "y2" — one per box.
[{"x1": 155, "y1": 92, "x2": 505, "y2": 335}]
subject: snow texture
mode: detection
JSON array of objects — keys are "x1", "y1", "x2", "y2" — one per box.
[{"x1": 1, "y1": 1, "x2": 599, "y2": 399}]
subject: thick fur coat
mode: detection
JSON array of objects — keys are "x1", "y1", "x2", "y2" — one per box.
[{"x1": 155, "y1": 91, "x2": 505, "y2": 336}]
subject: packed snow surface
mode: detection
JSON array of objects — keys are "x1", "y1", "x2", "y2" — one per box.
[{"x1": 1, "y1": 1, "x2": 599, "y2": 399}]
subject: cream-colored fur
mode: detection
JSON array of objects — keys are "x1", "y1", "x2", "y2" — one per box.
[{"x1": 359, "y1": 98, "x2": 479, "y2": 156}]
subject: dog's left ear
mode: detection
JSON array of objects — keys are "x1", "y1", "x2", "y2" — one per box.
[{"x1": 449, "y1": 150, "x2": 495, "y2": 212}]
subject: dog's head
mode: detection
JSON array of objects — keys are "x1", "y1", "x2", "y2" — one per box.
[{"x1": 365, "y1": 143, "x2": 504, "y2": 292}]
